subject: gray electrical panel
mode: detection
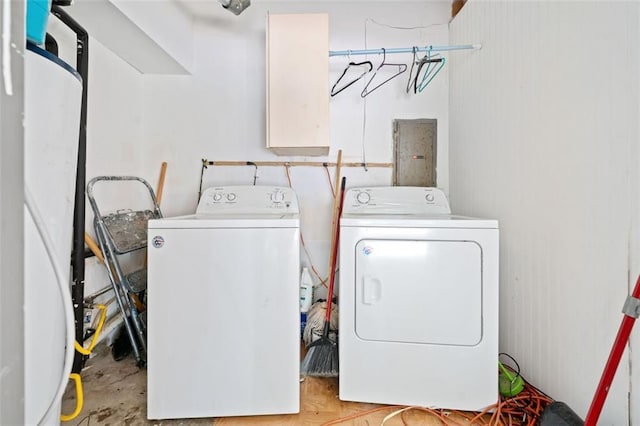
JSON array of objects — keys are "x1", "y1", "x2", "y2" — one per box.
[{"x1": 393, "y1": 119, "x2": 437, "y2": 187}]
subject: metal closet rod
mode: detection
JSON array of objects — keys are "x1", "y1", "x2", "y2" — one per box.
[
  {"x1": 203, "y1": 160, "x2": 393, "y2": 168},
  {"x1": 329, "y1": 44, "x2": 481, "y2": 57}
]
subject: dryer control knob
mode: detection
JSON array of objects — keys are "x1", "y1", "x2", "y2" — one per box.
[
  {"x1": 425, "y1": 193, "x2": 435, "y2": 202},
  {"x1": 271, "y1": 192, "x2": 284, "y2": 203},
  {"x1": 357, "y1": 192, "x2": 371, "y2": 204},
  {"x1": 212, "y1": 193, "x2": 222, "y2": 202},
  {"x1": 227, "y1": 193, "x2": 236, "y2": 201}
]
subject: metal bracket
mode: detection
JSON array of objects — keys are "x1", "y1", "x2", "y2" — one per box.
[{"x1": 622, "y1": 296, "x2": 640, "y2": 318}]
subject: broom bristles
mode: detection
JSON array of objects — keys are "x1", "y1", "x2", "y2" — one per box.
[{"x1": 300, "y1": 336, "x2": 339, "y2": 377}]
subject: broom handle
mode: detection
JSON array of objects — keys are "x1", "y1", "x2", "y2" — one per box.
[
  {"x1": 328, "y1": 151, "x2": 342, "y2": 267},
  {"x1": 156, "y1": 161, "x2": 168, "y2": 207},
  {"x1": 145, "y1": 161, "x2": 168, "y2": 269},
  {"x1": 323, "y1": 150, "x2": 342, "y2": 316},
  {"x1": 84, "y1": 232, "x2": 104, "y2": 263},
  {"x1": 324, "y1": 176, "x2": 346, "y2": 324},
  {"x1": 585, "y1": 274, "x2": 640, "y2": 425}
]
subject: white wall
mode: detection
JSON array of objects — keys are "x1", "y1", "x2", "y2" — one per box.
[
  {"x1": 81, "y1": 38, "x2": 146, "y2": 334},
  {"x1": 449, "y1": 1, "x2": 640, "y2": 424},
  {"x1": 140, "y1": 1, "x2": 451, "y2": 293},
  {"x1": 65, "y1": 0, "x2": 194, "y2": 74},
  {"x1": 47, "y1": 19, "x2": 146, "y2": 335},
  {"x1": 47, "y1": 18, "x2": 145, "y2": 228},
  {"x1": 46, "y1": 1, "x2": 450, "y2": 339}
]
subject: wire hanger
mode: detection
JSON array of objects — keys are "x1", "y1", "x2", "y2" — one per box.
[
  {"x1": 330, "y1": 51, "x2": 373, "y2": 97},
  {"x1": 414, "y1": 48, "x2": 445, "y2": 93},
  {"x1": 361, "y1": 48, "x2": 407, "y2": 98}
]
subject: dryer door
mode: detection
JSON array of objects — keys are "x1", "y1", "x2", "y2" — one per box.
[{"x1": 355, "y1": 239, "x2": 482, "y2": 346}]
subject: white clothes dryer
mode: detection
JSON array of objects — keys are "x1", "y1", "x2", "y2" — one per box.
[
  {"x1": 339, "y1": 187, "x2": 499, "y2": 410},
  {"x1": 147, "y1": 186, "x2": 300, "y2": 420}
]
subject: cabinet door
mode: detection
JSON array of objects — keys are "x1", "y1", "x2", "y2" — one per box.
[{"x1": 266, "y1": 14, "x2": 329, "y2": 156}]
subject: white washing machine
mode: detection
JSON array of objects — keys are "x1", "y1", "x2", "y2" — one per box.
[
  {"x1": 339, "y1": 187, "x2": 499, "y2": 410},
  {"x1": 147, "y1": 186, "x2": 300, "y2": 420}
]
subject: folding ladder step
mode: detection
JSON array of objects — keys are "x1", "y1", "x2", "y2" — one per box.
[
  {"x1": 102, "y1": 209, "x2": 157, "y2": 254},
  {"x1": 125, "y1": 269, "x2": 147, "y2": 293}
]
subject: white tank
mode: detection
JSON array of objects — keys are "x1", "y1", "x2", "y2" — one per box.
[{"x1": 24, "y1": 45, "x2": 82, "y2": 425}]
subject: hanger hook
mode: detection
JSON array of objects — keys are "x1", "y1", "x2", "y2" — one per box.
[
  {"x1": 246, "y1": 161, "x2": 258, "y2": 186},
  {"x1": 406, "y1": 47, "x2": 418, "y2": 94}
]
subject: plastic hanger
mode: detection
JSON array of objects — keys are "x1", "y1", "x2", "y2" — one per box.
[
  {"x1": 361, "y1": 48, "x2": 407, "y2": 98},
  {"x1": 330, "y1": 53, "x2": 373, "y2": 97},
  {"x1": 414, "y1": 48, "x2": 445, "y2": 93},
  {"x1": 406, "y1": 47, "x2": 419, "y2": 94}
]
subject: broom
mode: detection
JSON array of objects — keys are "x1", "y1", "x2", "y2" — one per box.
[{"x1": 301, "y1": 176, "x2": 346, "y2": 377}]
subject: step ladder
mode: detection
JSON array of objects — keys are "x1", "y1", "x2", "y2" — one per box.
[{"x1": 87, "y1": 176, "x2": 162, "y2": 367}]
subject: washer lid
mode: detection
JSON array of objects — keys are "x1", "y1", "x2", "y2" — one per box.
[
  {"x1": 196, "y1": 186, "x2": 299, "y2": 215},
  {"x1": 148, "y1": 213, "x2": 299, "y2": 229}
]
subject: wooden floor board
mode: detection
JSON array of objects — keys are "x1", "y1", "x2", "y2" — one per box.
[{"x1": 61, "y1": 345, "x2": 485, "y2": 425}]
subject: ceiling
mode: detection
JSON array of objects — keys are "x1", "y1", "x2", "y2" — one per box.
[{"x1": 173, "y1": 0, "x2": 456, "y2": 21}]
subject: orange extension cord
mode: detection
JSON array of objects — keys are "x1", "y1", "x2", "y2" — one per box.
[
  {"x1": 284, "y1": 167, "x2": 554, "y2": 425},
  {"x1": 321, "y1": 376, "x2": 552, "y2": 426},
  {"x1": 284, "y1": 164, "x2": 337, "y2": 288}
]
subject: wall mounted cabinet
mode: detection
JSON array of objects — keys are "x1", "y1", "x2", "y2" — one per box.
[{"x1": 266, "y1": 13, "x2": 329, "y2": 156}]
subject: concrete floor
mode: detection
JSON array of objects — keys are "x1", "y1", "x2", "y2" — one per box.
[
  {"x1": 61, "y1": 345, "x2": 212, "y2": 426},
  {"x1": 61, "y1": 343, "x2": 485, "y2": 426}
]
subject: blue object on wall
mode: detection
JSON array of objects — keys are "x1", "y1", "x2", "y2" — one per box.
[{"x1": 26, "y1": 0, "x2": 52, "y2": 45}]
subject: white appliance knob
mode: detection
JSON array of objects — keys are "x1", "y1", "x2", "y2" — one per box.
[
  {"x1": 357, "y1": 192, "x2": 371, "y2": 204},
  {"x1": 271, "y1": 192, "x2": 284, "y2": 202},
  {"x1": 213, "y1": 193, "x2": 222, "y2": 201},
  {"x1": 227, "y1": 193, "x2": 236, "y2": 201},
  {"x1": 425, "y1": 193, "x2": 435, "y2": 202}
]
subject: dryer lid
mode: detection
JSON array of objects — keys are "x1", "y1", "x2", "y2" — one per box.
[
  {"x1": 343, "y1": 187, "x2": 451, "y2": 215},
  {"x1": 341, "y1": 214, "x2": 498, "y2": 228},
  {"x1": 341, "y1": 187, "x2": 498, "y2": 228}
]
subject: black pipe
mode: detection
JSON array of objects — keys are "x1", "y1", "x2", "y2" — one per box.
[
  {"x1": 198, "y1": 159, "x2": 208, "y2": 202},
  {"x1": 50, "y1": 5, "x2": 88, "y2": 374},
  {"x1": 44, "y1": 33, "x2": 58, "y2": 57}
]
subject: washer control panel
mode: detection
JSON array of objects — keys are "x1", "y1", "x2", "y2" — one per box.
[
  {"x1": 343, "y1": 187, "x2": 451, "y2": 215},
  {"x1": 197, "y1": 186, "x2": 299, "y2": 214}
]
